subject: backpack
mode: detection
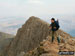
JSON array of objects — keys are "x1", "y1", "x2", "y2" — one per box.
[{"x1": 55, "y1": 20, "x2": 60, "y2": 30}]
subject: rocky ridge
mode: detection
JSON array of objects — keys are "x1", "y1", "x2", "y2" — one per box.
[{"x1": 1, "y1": 16, "x2": 75, "y2": 56}]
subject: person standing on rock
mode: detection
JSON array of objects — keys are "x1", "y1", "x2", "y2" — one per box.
[{"x1": 49, "y1": 18, "x2": 60, "y2": 44}]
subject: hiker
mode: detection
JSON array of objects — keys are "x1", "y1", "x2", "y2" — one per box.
[{"x1": 49, "y1": 18, "x2": 60, "y2": 44}]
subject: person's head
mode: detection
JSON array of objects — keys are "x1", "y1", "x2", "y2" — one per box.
[{"x1": 51, "y1": 18, "x2": 55, "y2": 23}]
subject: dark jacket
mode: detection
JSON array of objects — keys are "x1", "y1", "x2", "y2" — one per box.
[{"x1": 50, "y1": 21, "x2": 60, "y2": 31}]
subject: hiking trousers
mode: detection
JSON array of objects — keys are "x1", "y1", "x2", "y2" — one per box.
[{"x1": 51, "y1": 30, "x2": 60, "y2": 43}]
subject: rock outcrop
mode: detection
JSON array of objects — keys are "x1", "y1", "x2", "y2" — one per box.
[
  {"x1": 1, "y1": 16, "x2": 75, "y2": 56},
  {"x1": 23, "y1": 37, "x2": 75, "y2": 56},
  {"x1": 2, "y1": 16, "x2": 50, "y2": 56}
]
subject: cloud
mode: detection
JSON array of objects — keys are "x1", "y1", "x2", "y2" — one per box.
[
  {"x1": 0, "y1": 0, "x2": 75, "y2": 18},
  {"x1": 27, "y1": 0, "x2": 43, "y2": 4}
]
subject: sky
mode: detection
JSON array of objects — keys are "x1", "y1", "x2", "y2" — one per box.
[
  {"x1": 0, "y1": 0, "x2": 75, "y2": 36},
  {"x1": 0, "y1": 0, "x2": 75, "y2": 17}
]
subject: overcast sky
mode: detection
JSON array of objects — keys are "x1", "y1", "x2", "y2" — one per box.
[{"x1": 0, "y1": 0, "x2": 75, "y2": 18}]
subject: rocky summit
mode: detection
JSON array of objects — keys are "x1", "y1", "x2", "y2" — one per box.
[{"x1": 1, "y1": 16, "x2": 75, "y2": 56}]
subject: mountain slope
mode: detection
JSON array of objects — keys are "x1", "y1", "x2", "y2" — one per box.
[
  {"x1": 0, "y1": 32, "x2": 14, "y2": 53},
  {"x1": 1, "y1": 16, "x2": 75, "y2": 56}
]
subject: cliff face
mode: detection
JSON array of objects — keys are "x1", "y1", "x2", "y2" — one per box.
[
  {"x1": 2, "y1": 16, "x2": 75, "y2": 56},
  {"x1": 3, "y1": 16, "x2": 50, "y2": 56}
]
